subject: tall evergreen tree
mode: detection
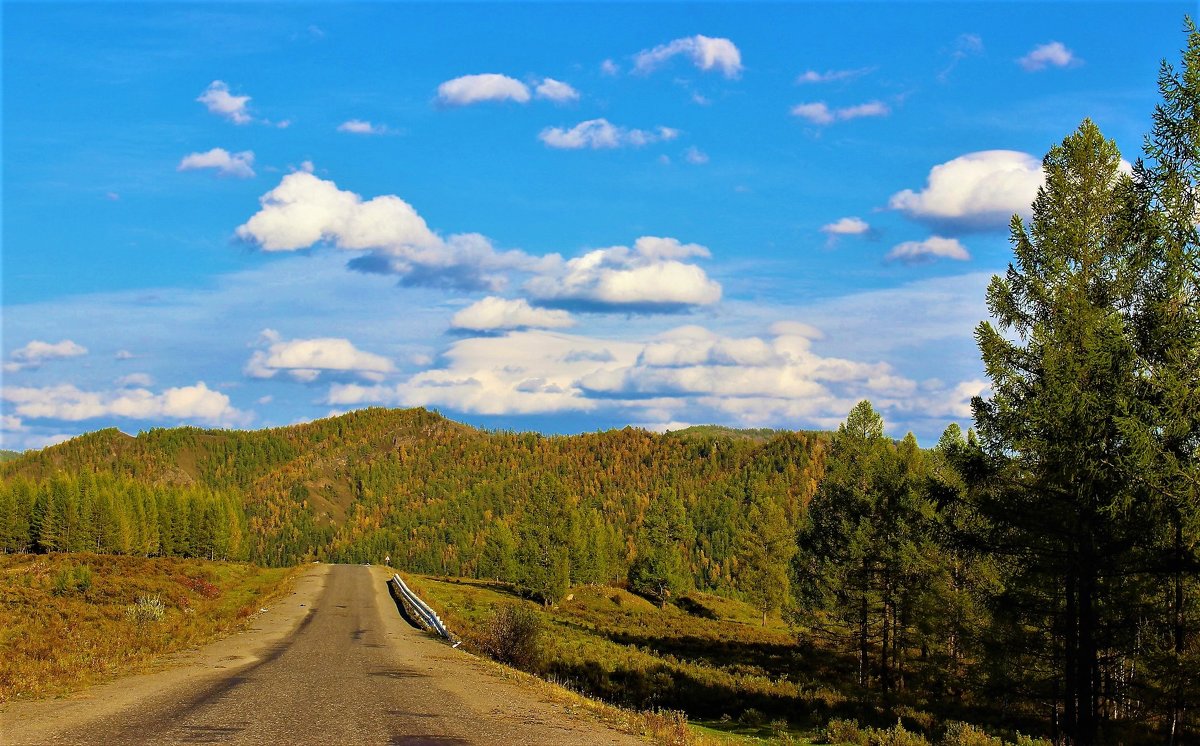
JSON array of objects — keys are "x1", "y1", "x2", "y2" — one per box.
[
  {"x1": 972, "y1": 119, "x2": 1139, "y2": 745},
  {"x1": 1121, "y1": 20, "x2": 1200, "y2": 743}
]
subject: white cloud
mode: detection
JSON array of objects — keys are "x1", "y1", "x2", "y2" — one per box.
[
  {"x1": 245, "y1": 330, "x2": 394, "y2": 382},
  {"x1": 115, "y1": 350, "x2": 136, "y2": 360},
  {"x1": 600, "y1": 59, "x2": 620, "y2": 76},
  {"x1": 535, "y1": 78, "x2": 580, "y2": 102},
  {"x1": 197, "y1": 80, "x2": 252, "y2": 124},
  {"x1": 888, "y1": 150, "x2": 1043, "y2": 230},
  {"x1": 684, "y1": 146, "x2": 709, "y2": 165},
  {"x1": 633, "y1": 35, "x2": 743, "y2": 78},
  {"x1": 324, "y1": 321, "x2": 979, "y2": 432},
  {"x1": 337, "y1": 119, "x2": 389, "y2": 135},
  {"x1": 436, "y1": 74, "x2": 531, "y2": 105},
  {"x1": 6, "y1": 339, "x2": 88, "y2": 372},
  {"x1": 1, "y1": 415, "x2": 25, "y2": 432},
  {"x1": 3, "y1": 382, "x2": 250, "y2": 426},
  {"x1": 1018, "y1": 41, "x2": 1078, "y2": 71},
  {"x1": 796, "y1": 67, "x2": 874, "y2": 84},
  {"x1": 116, "y1": 373, "x2": 154, "y2": 387},
  {"x1": 887, "y1": 236, "x2": 971, "y2": 263},
  {"x1": 525, "y1": 236, "x2": 721, "y2": 311},
  {"x1": 236, "y1": 171, "x2": 543, "y2": 291},
  {"x1": 451, "y1": 297, "x2": 574, "y2": 331},
  {"x1": 539, "y1": 119, "x2": 678, "y2": 150},
  {"x1": 791, "y1": 100, "x2": 890, "y2": 124},
  {"x1": 177, "y1": 148, "x2": 255, "y2": 178},
  {"x1": 821, "y1": 217, "x2": 870, "y2": 236}
]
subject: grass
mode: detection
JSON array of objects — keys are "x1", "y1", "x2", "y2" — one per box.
[
  {"x1": 0, "y1": 552, "x2": 301, "y2": 702},
  {"x1": 401, "y1": 575, "x2": 1053, "y2": 746},
  {"x1": 401, "y1": 573, "x2": 845, "y2": 744}
]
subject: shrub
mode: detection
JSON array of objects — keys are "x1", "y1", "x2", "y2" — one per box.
[
  {"x1": 739, "y1": 707, "x2": 765, "y2": 727},
  {"x1": 875, "y1": 721, "x2": 931, "y2": 746},
  {"x1": 941, "y1": 722, "x2": 1003, "y2": 746},
  {"x1": 476, "y1": 603, "x2": 543, "y2": 670},
  {"x1": 126, "y1": 595, "x2": 166, "y2": 624},
  {"x1": 825, "y1": 719, "x2": 870, "y2": 746},
  {"x1": 51, "y1": 565, "x2": 92, "y2": 596}
]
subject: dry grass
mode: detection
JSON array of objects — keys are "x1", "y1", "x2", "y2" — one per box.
[
  {"x1": 0, "y1": 552, "x2": 300, "y2": 702},
  {"x1": 400, "y1": 572, "x2": 816, "y2": 744}
]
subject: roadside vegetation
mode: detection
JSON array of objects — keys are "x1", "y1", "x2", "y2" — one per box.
[{"x1": 0, "y1": 553, "x2": 298, "y2": 701}]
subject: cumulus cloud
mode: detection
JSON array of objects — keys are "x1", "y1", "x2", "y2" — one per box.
[
  {"x1": 436, "y1": 74, "x2": 531, "y2": 105},
  {"x1": 2, "y1": 382, "x2": 250, "y2": 426},
  {"x1": 796, "y1": 67, "x2": 874, "y2": 84},
  {"x1": 600, "y1": 59, "x2": 620, "y2": 76},
  {"x1": 1018, "y1": 41, "x2": 1078, "y2": 71},
  {"x1": 684, "y1": 146, "x2": 709, "y2": 165},
  {"x1": 5, "y1": 339, "x2": 88, "y2": 372},
  {"x1": 451, "y1": 297, "x2": 574, "y2": 332},
  {"x1": 324, "y1": 321, "x2": 977, "y2": 432},
  {"x1": 525, "y1": 236, "x2": 721, "y2": 312},
  {"x1": 245, "y1": 330, "x2": 394, "y2": 382},
  {"x1": 177, "y1": 148, "x2": 255, "y2": 178},
  {"x1": 197, "y1": 80, "x2": 252, "y2": 124},
  {"x1": 236, "y1": 171, "x2": 543, "y2": 291},
  {"x1": 535, "y1": 78, "x2": 580, "y2": 102},
  {"x1": 538, "y1": 119, "x2": 678, "y2": 150},
  {"x1": 791, "y1": 100, "x2": 890, "y2": 125},
  {"x1": 821, "y1": 217, "x2": 870, "y2": 236},
  {"x1": 886, "y1": 236, "x2": 971, "y2": 263},
  {"x1": 888, "y1": 150, "x2": 1043, "y2": 230},
  {"x1": 337, "y1": 119, "x2": 389, "y2": 135},
  {"x1": 633, "y1": 35, "x2": 743, "y2": 78}
]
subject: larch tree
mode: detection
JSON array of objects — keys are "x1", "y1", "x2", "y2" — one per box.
[
  {"x1": 1121, "y1": 20, "x2": 1200, "y2": 744},
  {"x1": 972, "y1": 119, "x2": 1140, "y2": 745}
]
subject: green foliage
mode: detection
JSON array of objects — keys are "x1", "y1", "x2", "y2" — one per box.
[{"x1": 50, "y1": 563, "x2": 92, "y2": 596}]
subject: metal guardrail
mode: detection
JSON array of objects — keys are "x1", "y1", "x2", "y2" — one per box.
[{"x1": 390, "y1": 573, "x2": 452, "y2": 640}]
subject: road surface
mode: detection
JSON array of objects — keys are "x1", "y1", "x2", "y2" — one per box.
[{"x1": 1, "y1": 564, "x2": 640, "y2": 745}]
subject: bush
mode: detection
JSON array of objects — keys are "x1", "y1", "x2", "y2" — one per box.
[
  {"x1": 476, "y1": 603, "x2": 543, "y2": 670},
  {"x1": 941, "y1": 722, "x2": 1003, "y2": 746},
  {"x1": 739, "y1": 707, "x2": 765, "y2": 727},
  {"x1": 825, "y1": 719, "x2": 870, "y2": 746},
  {"x1": 51, "y1": 564, "x2": 92, "y2": 596},
  {"x1": 126, "y1": 595, "x2": 166, "y2": 624}
]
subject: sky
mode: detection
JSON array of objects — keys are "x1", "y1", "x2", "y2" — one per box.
[{"x1": 1, "y1": 2, "x2": 1190, "y2": 451}]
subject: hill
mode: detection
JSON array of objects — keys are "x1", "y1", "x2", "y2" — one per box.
[{"x1": 1, "y1": 408, "x2": 829, "y2": 595}]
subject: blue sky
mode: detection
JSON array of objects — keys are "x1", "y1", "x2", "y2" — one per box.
[{"x1": 1, "y1": 2, "x2": 1190, "y2": 450}]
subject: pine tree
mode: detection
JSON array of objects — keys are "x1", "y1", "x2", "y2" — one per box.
[
  {"x1": 735, "y1": 491, "x2": 795, "y2": 626},
  {"x1": 628, "y1": 488, "x2": 692, "y2": 607},
  {"x1": 972, "y1": 119, "x2": 1139, "y2": 745},
  {"x1": 1120, "y1": 20, "x2": 1200, "y2": 743}
]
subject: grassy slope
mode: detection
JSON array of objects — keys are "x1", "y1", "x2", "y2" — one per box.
[
  {"x1": 0, "y1": 553, "x2": 300, "y2": 702},
  {"x1": 404, "y1": 573, "x2": 840, "y2": 744}
]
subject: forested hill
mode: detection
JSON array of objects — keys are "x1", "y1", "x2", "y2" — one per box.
[{"x1": 0, "y1": 407, "x2": 828, "y2": 591}]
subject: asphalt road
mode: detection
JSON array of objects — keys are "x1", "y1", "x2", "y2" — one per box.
[{"x1": 1, "y1": 564, "x2": 639, "y2": 745}]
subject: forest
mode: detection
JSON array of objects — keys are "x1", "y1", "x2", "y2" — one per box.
[{"x1": 2, "y1": 20, "x2": 1198, "y2": 746}]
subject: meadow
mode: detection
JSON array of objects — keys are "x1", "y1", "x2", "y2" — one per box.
[
  {"x1": 402, "y1": 573, "x2": 1050, "y2": 745},
  {"x1": 0, "y1": 553, "x2": 299, "y2": 701}
]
